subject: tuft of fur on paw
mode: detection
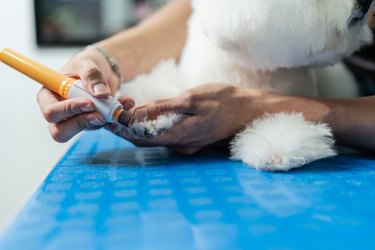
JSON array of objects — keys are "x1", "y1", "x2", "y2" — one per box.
[
  {"x1": 230, "y1": 113, "x2": 336, "y2": 171},
  {"x1": 130, "y1": 113, "x2": 182, "y2": 137}
]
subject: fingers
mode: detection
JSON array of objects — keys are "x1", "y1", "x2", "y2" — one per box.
[
  {"x1": 61, "y1": 50, "x2": 114, "y2": 99},
  {"x1": 105, "y1": 114, "x2": 203, "y2": 154},
  {"x1": 38, "y1": 87, "x2": 96, "y2": 123},
  {"x1": 37, "y1": 87, "x2": 62, "y2": 105},
  {"x1": 146, "y1": 117, "x2": 193, "y2": 146},
  {"x1": 49, "y1": 112, "x2": 105, "y2": 143},
  {"x1": 37, "y1": 47, "x2": 122, "y2": 143},
  {"x1": 104, "y1": 123, "x2": 137, "y2": 144},
  {"x1": 75, "y1": 60, "x2": 111, "y2": 99},
  {"x1": 134, "y1": 96, "x2": 193, "y2": 121},
  {"x1": 106, "y1": 121, "x2": 202, "y2": 154},
  {"x1": 104, "y1": 122, "x2": 171, "y2": 147},
  {"x1": 118, "y1": 96, "x2": 135, "y2": 111},
  {"x1": 38, "y1": 87, "x2": 105, "y2": 142}
]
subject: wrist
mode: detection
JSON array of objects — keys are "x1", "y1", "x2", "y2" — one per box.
[
  {"x1": 233, "y1": 88, "x2": 271, "y2": 126},
  {"x1": 240, "y1": 87, "x2": 332, "y2": 125},
  {"x1": 260, "y1": 91, "x2": 331, "y2": 123},
  {"x1": 96, "y1": 28, "x2": 142, "y2": 82}
]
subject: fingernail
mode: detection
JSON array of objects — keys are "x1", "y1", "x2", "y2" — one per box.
[
  {"x1": 80, "y1": 104, "x2": 94, "y2": 112},
  {"x1": 93, "y1": 83, "x2": 110, "y2": 95},
  {"x1": 89, "y1": 118, "x2": 105, "y2": 126},
  {"x1": 134, "y1": 108, "x2": 148, "y2": 122}
]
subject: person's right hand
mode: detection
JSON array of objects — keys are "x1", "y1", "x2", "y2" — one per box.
[{"x1": 36, "y1": 48, "x2": 127, "y2": 142}]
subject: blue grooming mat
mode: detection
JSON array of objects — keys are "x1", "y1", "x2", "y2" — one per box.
[{"x1": 0, "y1": 129, "x2": 374, "y2": 250}]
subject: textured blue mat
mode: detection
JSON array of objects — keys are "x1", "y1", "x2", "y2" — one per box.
[{"x1": 0, "y1": 129, "x2": 374, "y2": 250}]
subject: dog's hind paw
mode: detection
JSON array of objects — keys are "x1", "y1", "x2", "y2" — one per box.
[{"x1": 230, "y1": 113, "x2": 336, "y2": 171}]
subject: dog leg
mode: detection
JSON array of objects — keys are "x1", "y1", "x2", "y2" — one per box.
[
  {"x1": 119, "y1": 60, "x2": 184, "y2": 137},
  {"x1": 130, "y1": 113, "x2": 182, "y2": 137},
  {"x1": 230, "y1": 113, "x2": 336, "y2": 171}
]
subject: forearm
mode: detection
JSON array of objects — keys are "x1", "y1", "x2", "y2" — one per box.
[
  {"x1": 264, "y1": 92, "x2": 375, "y2": 152},
  {"x1": 97, "y1": 0, "x2": 191, "y2": 81},
  {"x1": 323, "y1": 97, "x2": 375, "y2": 151}
]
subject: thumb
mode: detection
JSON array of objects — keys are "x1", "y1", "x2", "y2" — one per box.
[{"x1": 77, "y1": 61, "x2": 111, "y2": 99}]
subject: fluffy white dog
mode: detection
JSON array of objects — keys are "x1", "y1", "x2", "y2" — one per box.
[{"x1": 120, "y1": 0, "x2": 374, "y2": 171}]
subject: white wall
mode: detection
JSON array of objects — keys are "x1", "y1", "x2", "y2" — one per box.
[{"x1": 0, "y1": 0, "x2": 80, "y2": 227}]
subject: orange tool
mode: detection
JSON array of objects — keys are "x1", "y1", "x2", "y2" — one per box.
[{"x1": 0, "y1": 48, "x2": 133, "y2": 126}]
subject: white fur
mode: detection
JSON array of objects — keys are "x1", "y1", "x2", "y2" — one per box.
[
  {"x1": 230, "y1": 113, "x2": 336, "y2": 171},
  {"x1": 315, "y1": 64, "x2": 359, "y2": 98},
  {"x1": 120, "y1": 60, "x2": 182, "y2": 105},
  {"x1": 120, "y1": 1, "x2": 373, "y2": 171},
  {"x1": 190, "y1": 0, "x2": 372, "y2": 71},
  {"x1": 130, "y1": 113, "x2": 182, "y2": 137}
]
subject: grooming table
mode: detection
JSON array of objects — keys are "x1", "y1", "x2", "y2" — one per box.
[{"x1": 0, "y1": 129, "x2": 374, "y2": 250}]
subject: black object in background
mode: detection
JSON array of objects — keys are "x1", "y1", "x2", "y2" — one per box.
[
  {"x1": 34, "y1": 0, "x2": 101, "y2": 46},
  {"x1": 345, "y1": 29, "x2": 375, "y2": 96},
  {"x1": 34, "y1": 0, "x2": 168, "y2": 47}
]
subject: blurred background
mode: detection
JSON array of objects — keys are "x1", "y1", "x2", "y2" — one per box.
[{"x1": 0, "y1": 0, "x2": 168, "y2": 228}]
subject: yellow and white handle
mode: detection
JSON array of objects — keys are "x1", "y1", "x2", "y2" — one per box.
[
  {"x1": 68, "y1": 80, "x2": 123, "y2": 122},
  {"x1": 0, "y1": 48, "x2": 124, "y2": 123}
]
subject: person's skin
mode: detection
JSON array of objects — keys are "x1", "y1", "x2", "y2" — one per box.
[
  {"x1": 37, "y1": 0, "x2": 191, "y2": 142},
  {"x1": 37, "y1": 0, "x2": 375, "y2": 154},
  {"x1": 105, "y1": 83, "x2": 375, "y2": 155}
]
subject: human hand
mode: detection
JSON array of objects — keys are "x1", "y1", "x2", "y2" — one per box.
[
  {"x1": 106, "y1": 83, "x2": 267, "y2": 154},
  {"x1": 37, "y1": 47, "x2": 131, "y2": 142}
]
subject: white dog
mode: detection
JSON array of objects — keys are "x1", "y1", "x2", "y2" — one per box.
[{"x1": 120, "y1": 0, "x2": 374, "y2": 171}]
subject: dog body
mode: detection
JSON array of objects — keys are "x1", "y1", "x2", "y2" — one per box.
[
  {"x1": 121, "y1": 0, "x2": 373, "y2": 170},
  {"x1": 179, "y1": 13, "x2": 318, "y2": 97}
]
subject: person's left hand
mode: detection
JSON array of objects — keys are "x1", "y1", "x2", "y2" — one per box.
[{"x1": 105, "y1": 83, "x2": 268, "y2": 154}]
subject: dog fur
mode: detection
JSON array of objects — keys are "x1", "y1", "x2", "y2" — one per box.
[{"x1": 120, "y1": 0, "x2": 373, "y2": 171}]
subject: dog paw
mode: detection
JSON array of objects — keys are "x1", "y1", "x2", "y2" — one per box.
[
  {"x1": 130, "y1": 113, "x2": 182, "y2": 137},
  {"x1": 230, "y1": 113, "x2": 336, "y2": 171}
]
